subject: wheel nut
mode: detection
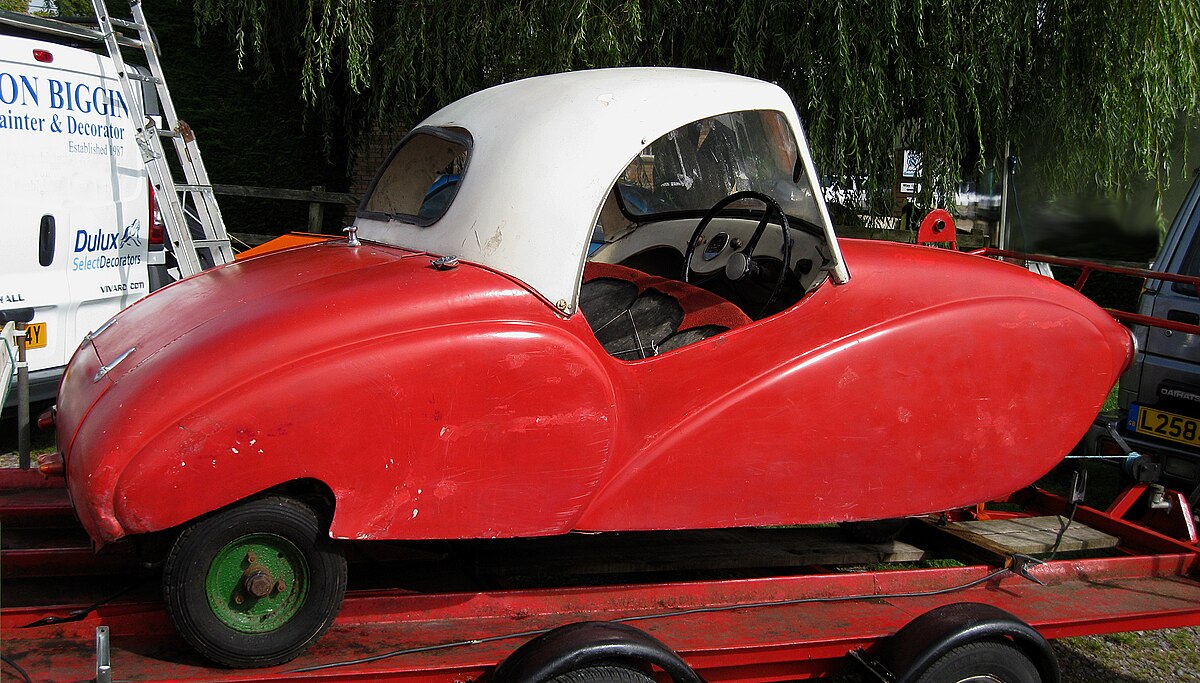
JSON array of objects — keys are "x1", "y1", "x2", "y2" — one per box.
[
  {"x1": 275, "y1": 579, "x2": 287, "y2": 593},
  {"x1": 234, "y1": 594, "x2": 244, "y2": 605},
  {"x1": 245, "y1": 551, "x2": 256, "y2": 564},
  {"x1": 243, "y1": 568, "x2": 275, "y2": 598}
]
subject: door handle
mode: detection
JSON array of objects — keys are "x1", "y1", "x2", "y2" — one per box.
[
  {"x1": 1167, "y1": 309, "x2": 1200, "y2": 326},
  {"x1": 39, "y1": 215, "x2": 55, "y2": 267}
]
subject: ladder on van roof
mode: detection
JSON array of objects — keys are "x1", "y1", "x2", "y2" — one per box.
[{"x1": 88, "y1": 0, "x2": 234, "y2": 278}]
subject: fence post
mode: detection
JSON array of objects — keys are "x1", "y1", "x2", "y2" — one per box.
[{"x1": 308, "y1": 185, "x2": 325, "y2": 233}]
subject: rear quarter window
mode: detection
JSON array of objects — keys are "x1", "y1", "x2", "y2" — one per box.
[{"x1": 362, "y1": 127, "x2": 471, "y2": 226}]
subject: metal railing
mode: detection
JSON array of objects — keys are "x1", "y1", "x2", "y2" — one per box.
[{"x1": 970, "y1": 247, "x2": 1200, "y2": 336}]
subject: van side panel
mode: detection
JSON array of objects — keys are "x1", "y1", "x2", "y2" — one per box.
[{"x1": 0, "y1": 34, "x2": 151, "y2": 404}]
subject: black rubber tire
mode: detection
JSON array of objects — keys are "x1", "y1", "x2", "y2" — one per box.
[
  {"x1": 839, "y1": 518, "x2": 909, "y2": 543},
  {"x1": 914, "y1": 640, "x2": 1042, "y2": 683},
  {"x1": 162, "y1": 496, "x2": 347, "y2": 668},
  {"x1": 549, "y1": 665, "x2": 656, "y2": 683}
]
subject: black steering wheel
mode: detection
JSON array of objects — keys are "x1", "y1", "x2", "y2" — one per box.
[{"x1": 681, "y1": 191, "x2": 794, "y2": 318}]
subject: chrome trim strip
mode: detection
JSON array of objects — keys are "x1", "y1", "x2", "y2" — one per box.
[
  {"x1": 93, "y1": 347, "x2": 136, "y2": 383},
  {"x1": 84, "y1": 317, "x2": 118, "y2": 343}
]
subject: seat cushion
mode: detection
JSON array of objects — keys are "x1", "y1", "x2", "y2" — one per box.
[
  {"x1": 579, "y1": 262, "x2": 753, "y2": 359},
  {"x1": 582, "y1": 262, "x2": 751, "y2": 331}
]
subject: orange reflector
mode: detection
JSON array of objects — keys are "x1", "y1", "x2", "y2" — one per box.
[
  {"x1": 37, "y1": 452, "x2": 65, "y2": 477},
  {"x1": 37, "y1": 406, "x2": 56, "y2": 431}
]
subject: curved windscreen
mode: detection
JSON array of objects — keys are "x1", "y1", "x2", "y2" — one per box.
[{"x1": 615, "y1": 110, "x2": 823, "y2": 225}]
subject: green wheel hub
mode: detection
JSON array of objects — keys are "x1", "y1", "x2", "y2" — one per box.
[{"x1": 205, "y1": 533, "x2": 309, "y2": 634}]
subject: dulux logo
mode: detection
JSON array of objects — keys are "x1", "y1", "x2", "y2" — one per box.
[
  {"x1": 75, "y1": 220, "x2": 141, "y2": 253},
  {"x1": 121, "y1": 220, "x2": 142, "y2": 248}
]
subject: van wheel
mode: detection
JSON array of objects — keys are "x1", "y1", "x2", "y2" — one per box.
[
  {"x1": 549, "y1": 665, "x2": 656, "y2": 683},
  {"x1": 914, "y1": 640, "x2": 1042, "y2": 683},
  {"x1": 163, "y1": 496, "x2": 347, "y2": 668}
]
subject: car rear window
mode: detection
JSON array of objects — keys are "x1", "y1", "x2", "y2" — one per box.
[{"x1": 362, "y1": 127, "x2": 470, "y2": 226}]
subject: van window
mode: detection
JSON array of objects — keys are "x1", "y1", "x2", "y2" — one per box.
[
  {"x1": 1174, "y1": 229, "x2": 1200, "y2": 296},
  {"x1": 362, "y1": 128, "x2": 470, "y2": 226}
]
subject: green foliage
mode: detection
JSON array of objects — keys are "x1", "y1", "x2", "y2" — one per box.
[
  {"x1": 0, "y1": 0, "x2": 27, "y2": 11},
  {"x1": 140, "y1": 1, "x2": 348, "y2": 234},
  {"x1": 191, "y1": 0, "x2": 1200, "y2": 208},
  {"x1": 49, "y1": 0, "x2": 95, "y2": 15}
]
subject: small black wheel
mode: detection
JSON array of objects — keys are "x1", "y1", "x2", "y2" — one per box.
[
  {"x1": 915, "y1": 640, "x2": 1042, "y2": 683},
  {"x1": 163, "y1": 496, "x2": 347, "y2": 668},
  {"x1": 840, "y1": 518, "x2": 909, "y2": 543},
  {"x1": 549, "y1": 665, "x2": 656, "y2": 683}
]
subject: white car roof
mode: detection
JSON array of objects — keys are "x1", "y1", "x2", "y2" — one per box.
[{"x1": 355, "y1": 67, "x2": 848, "y2": 313}]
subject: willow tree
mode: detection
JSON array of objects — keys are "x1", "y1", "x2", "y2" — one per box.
[{"x1": 192, "y1": 0, "x2": 1200, "y2": 213}]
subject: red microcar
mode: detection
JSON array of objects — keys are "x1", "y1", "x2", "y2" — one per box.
[{"x1": 53, "y1": 68, "x2": 1134, "y2": 667}]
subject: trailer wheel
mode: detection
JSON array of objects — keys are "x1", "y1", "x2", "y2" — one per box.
[
  {"x1": 549, "y1": 665, "x2": 656, "y2": 683},
  {"x1": 163, "y1": 496, "x2": 347, "y2": 668},
  {"x1": 914, "y1": 640, "x2": 1041, "y2": 683}
]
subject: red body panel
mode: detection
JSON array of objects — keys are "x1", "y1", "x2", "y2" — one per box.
[
  {"x1": 57, "y1": 238, "x2": 1132, "y2": 545},
  {"x1": 59, "y1": 243, "x2": 616, "y2": 543},
  {"x1": 581, "y1": 240, "x2": 1130, "y2": 528}
]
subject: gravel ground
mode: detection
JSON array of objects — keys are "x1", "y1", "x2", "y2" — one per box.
[
  {"x1": 1, "y1": 443, "x2": 1197, "y2": 681},
  {"x1": 1052, "y1": 628, "x2": 1200, "y2": 682}
]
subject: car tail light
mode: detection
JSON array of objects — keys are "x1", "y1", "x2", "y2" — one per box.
[
  {"x1": 33, "y1": 49, "x2": 53, "y2": 63},
  {"x1": 36, "y1": 406, "x2": 56, "y2": 431},
  {"x1": 148, "y1": 182, "x2": 165, "y2": 245},
  {"x1": 37, "y1": 452, "x2": 65, "y2": 478}
]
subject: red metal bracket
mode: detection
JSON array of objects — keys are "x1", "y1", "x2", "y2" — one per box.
[{"x1": 917, "y1": 209, "x2": 957, "y2": 248}]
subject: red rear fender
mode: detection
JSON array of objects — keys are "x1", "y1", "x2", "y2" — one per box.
[{"x1": 102, "y1": 320, "x2": 615, "y2": 542}]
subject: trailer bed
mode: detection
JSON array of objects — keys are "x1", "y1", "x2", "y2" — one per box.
[{"x1": 2, "y1": 472, "x2": 1199, "y2": 683}]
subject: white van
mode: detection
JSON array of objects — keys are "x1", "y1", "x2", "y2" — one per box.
[{"x1": 1, "y1": 12, "x2": 167, "y2": 409}]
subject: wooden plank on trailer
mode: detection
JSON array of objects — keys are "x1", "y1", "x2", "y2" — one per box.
[{"x1": 945, "y1": 516, "x2": 1119, "y2": 555}]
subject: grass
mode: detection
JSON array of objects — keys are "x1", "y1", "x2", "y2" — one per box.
[
  {"x1": 0, "y1": 414, "x2": 57, "y2": 463},
  {"x1": 1101, "y1": 631, "x2": 1141, "y2": 647},
  {"x1": 1102, "y1": 382, "x2": 1121, "y2": 412}
]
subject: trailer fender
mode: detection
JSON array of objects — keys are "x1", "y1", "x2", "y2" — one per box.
[
  {"x1": 877, "y1": 602, "x2": 1060, "y2": 683},
  {"x1": 490, "y1": 621, "x2": 703, "y2": 683}
]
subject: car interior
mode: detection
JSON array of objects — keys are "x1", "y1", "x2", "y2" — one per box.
[
  {"x1": 580, "y1": 110, "x2": 835, "y2": 361},
  {"x1": 582, "y1": 205, "x2": 833, "y2": 361}
]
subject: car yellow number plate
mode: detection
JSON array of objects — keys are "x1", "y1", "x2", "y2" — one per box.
[
  {"x1": 26, "y1": 322, "x2": 46, "y2": 349},
  {"x1": 1130, "y1": 405, "x2": 1200, "y2": 449}
]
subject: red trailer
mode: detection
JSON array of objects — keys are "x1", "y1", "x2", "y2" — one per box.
[{"x1": 2, "y1": 467, "x2": 1198, "y2": 683}]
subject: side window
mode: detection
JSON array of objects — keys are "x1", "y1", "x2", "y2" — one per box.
[
  {"x1": 362, "y1": 128, "x2": 470, "y2": 226},
  {"x1": 613, "y1": 111, "x2": 816, "y2": 224},
  {"x1": 1173, "y1": 224, "x2": 1200, "y2": 297}
]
